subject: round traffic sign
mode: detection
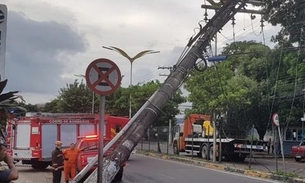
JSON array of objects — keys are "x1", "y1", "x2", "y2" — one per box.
[
  {"x1": 272, "y1": 113, "x2": 280, "y2": 127},
  {"x1": 85, "y1": 58, "x2": 121, "y2": 95}
]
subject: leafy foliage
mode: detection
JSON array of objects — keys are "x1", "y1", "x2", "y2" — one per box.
[
  {"x1": 0, "y1": 79, "x2": 27, "y2": 127},
  {"x1": 185, "y1": 40, "x2": 305, "y2": 139},
  {"x1": 41, "y1": 80, "x2": 185, "y2": 126},
  {"x1": 106, "y1": 80, "x2": 186, "y2": 126},
  {"x1": 264, "y1": 0, "x2": 305, "y2": 44},
  {"x1": 56, "y1": 80, "x2": 93, "y2": 113}
]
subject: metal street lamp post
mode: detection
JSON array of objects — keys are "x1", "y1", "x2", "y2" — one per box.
[
  {"x1": 302, "y1": 89, "x2": 305, "y2": 140},
  {"x1": 102, "y1": 46, "x2": 160, "y2": 118}
]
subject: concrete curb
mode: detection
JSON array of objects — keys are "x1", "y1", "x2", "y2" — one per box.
[{"x1": 137, "y1": 151, "x2": 305, "y2": 183}]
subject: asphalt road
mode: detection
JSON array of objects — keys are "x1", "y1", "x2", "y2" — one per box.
[
  {"x1": 137, "y1": 141, "x2": 305, "y2": 178},
  {"x1": 11, "y1": 154, "x2": 283, "y2": 183},
  {"x1": 12, "y1": 166, "x2": 53, "y2": 183},
  {"x1": 123, "y1": 154, "x2": 280, "y2": 183},
  {"x1": 10, "y1": 142, "x2": 305, "y2": 183}
]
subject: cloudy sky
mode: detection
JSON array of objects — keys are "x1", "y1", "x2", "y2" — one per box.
[{"x1": 1, "y1": 0, "x2": 279, "y2": 105}]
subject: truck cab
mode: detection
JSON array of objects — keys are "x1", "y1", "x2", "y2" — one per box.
[
  {"x1": 173, "y1": 114, "x2": 211, "y2": 154},
  {"x1": 75, "y1": 135, "x2": 125, "y2": 181}
]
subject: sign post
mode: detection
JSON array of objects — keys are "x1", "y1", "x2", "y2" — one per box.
[
  {"x1": 272, "y1": 113, "x2": 285, "y2": 172},
  {"x1": 85, "y1": 58, "x2": 121, "y2": 183},
  {"x1": 0, "y1": 4, "x2": 7, "y2": 80},
  {"x1": 301, "y1": 114, "x2": 305, "y2": 141}
]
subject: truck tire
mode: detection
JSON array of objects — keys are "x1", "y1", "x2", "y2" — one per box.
[
  {"x1": 113, "y1": 167, "x2": 123, "y2": 181},
  {"x1": 209, "y1": 145, "x2": 218, "y2": 161},
  {"x1": 173, "y1": 142, "x2": 179, "y2": 155},
  {"x1": 295, "y1": 157, "x2": 302, "y2": 162},
  {"x1": 201, "y1": 145, "x2": 208, "y2": 159}
]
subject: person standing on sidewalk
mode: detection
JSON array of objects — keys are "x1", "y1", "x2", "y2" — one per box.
[
  {"x1": 267, "y1": 138, "x2": 271, "y2": 154},
  {"x1": 51, "y1": 141, "x2": 64, "y2": 183},
  {"x1": 63, "y1": 143, "x2": 81, "y2": 183}
]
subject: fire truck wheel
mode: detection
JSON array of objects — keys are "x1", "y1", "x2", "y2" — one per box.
[
  {"x1": 32, "y1": 162, "x2": 50, "y2": 170},
  {"x1": 113, "y1": 167, "x2": 123, "y2": 181}
]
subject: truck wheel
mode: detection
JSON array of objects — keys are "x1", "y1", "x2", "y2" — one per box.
[
  {"x1": 113, "y1": 167, "x2": 123, "y2": 181},
  {"x1": 295, "y1": 157, "x2": 302, "y2": 162},
  {"x1": 209, "y1": 145, "x2": 219, "y2": 161},
  {"x1": 201, "y1": 145, "x2": 208, "y2": 159},
  {"x1": 209, "y1": 145, "x2": 217, "y2": 160},
  {"x1": 209, "y1": 145, "x2": 213, "y2": 160},
  {"x1": 173, "y1": 142, "x2": 179, "y2": 155}
]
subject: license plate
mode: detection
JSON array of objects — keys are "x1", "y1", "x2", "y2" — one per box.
[{"x1": 296, "y1": 156, "x2": 301, "y2": 158}]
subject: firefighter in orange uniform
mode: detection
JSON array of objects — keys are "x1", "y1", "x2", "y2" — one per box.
[{"x1": 63, "y1": 143, "x2": 81, "y2": 183}]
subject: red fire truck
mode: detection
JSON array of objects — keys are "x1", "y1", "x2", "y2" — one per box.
[{"x1": 6, "y1": 113, "x2": 129, "y2": 169}]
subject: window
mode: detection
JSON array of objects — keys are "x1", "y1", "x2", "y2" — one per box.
[
  {"x1": 79, "y1": 124, "x2": 95, "y2": 136},
  {"x1": 80, "y1": 141, "x2": 88, "y2": 150},
  {"x1": 285, "y1": 128, "x2": 304, "y2": 141},
  {"x1": 285, "y1": 128, "x2": 292, "y2": 140},
  {"x1": 298, "y1": 130, "x2": 305, "y2": 141},
  {"x1": 61, "y1": 124, "x2": 77, "y2": 146},
  {"x1": 80, "y1": 139, "x2": 98, "y2": 150},
  {"x1": 293, "y1": 129, "x2": 297, "y2": 141}
]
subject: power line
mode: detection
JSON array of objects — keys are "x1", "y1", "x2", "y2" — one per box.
[{"x1": 132, "y1": 1, "x2": 290, "y2": 87}]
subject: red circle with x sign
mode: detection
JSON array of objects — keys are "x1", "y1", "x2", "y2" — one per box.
[
  {"x1": 272, "y1": 113, "x2": 280, "y2": 127},
  {"x1": 85, "y1": 58, "x2": 121, "y2": 95}
]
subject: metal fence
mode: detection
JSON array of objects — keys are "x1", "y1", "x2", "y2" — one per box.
[{"x1": 137, "y1": 125, "x2": 175, "y2": 155}]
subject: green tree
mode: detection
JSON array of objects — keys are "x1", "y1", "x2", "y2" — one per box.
[
  {"x1": 266, "y1": 48, "x2": 305, "y2": 129},
  {"x1": 264, "y1": 0, "x2": 305, "y2": 44},
  {"x1": 57, "y1": 80, "x2": 93, "y2": 113},
  {"x1": 42, "y1": 99, "x2": 61, "y2": 113},
  {"x1": 185, "y1": 41, "x2": 273, "y2": 139},
  {"x1": 105, "y1": 87, "x2": 129, "y2": 116},
  {"x1": 19, "y1": 103, "x2": 39, "y2": 112},
  {"x1": 43, "y1": 79, "x2": 185, "y2": 127},
  {"x1": 106, "y1": 80, "x2": 185, "y2": 126}
]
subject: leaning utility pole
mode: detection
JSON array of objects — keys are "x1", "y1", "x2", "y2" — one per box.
[
  {"x1": 73, "y1": 1, "x2": 266, "y2": 182},
  {"x1": 158, "y1": 66, "x2": 175, "y2": 77}
]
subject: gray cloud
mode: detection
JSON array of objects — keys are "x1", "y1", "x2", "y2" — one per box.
[
  {"x1": 5, "y1": 11, "x2": 88, "y2": 95},
  {"x1": 0, "y1": 0, "x2": 279, "y2": 104}
]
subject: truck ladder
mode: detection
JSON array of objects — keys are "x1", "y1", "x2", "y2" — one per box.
[{"x1": 79, "y1": 0, "x2": 249, "y2": 182}]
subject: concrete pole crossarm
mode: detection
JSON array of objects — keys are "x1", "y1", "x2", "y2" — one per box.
[{"x1": 201, "y1": 4, "x2": 265, "y2": 15}]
